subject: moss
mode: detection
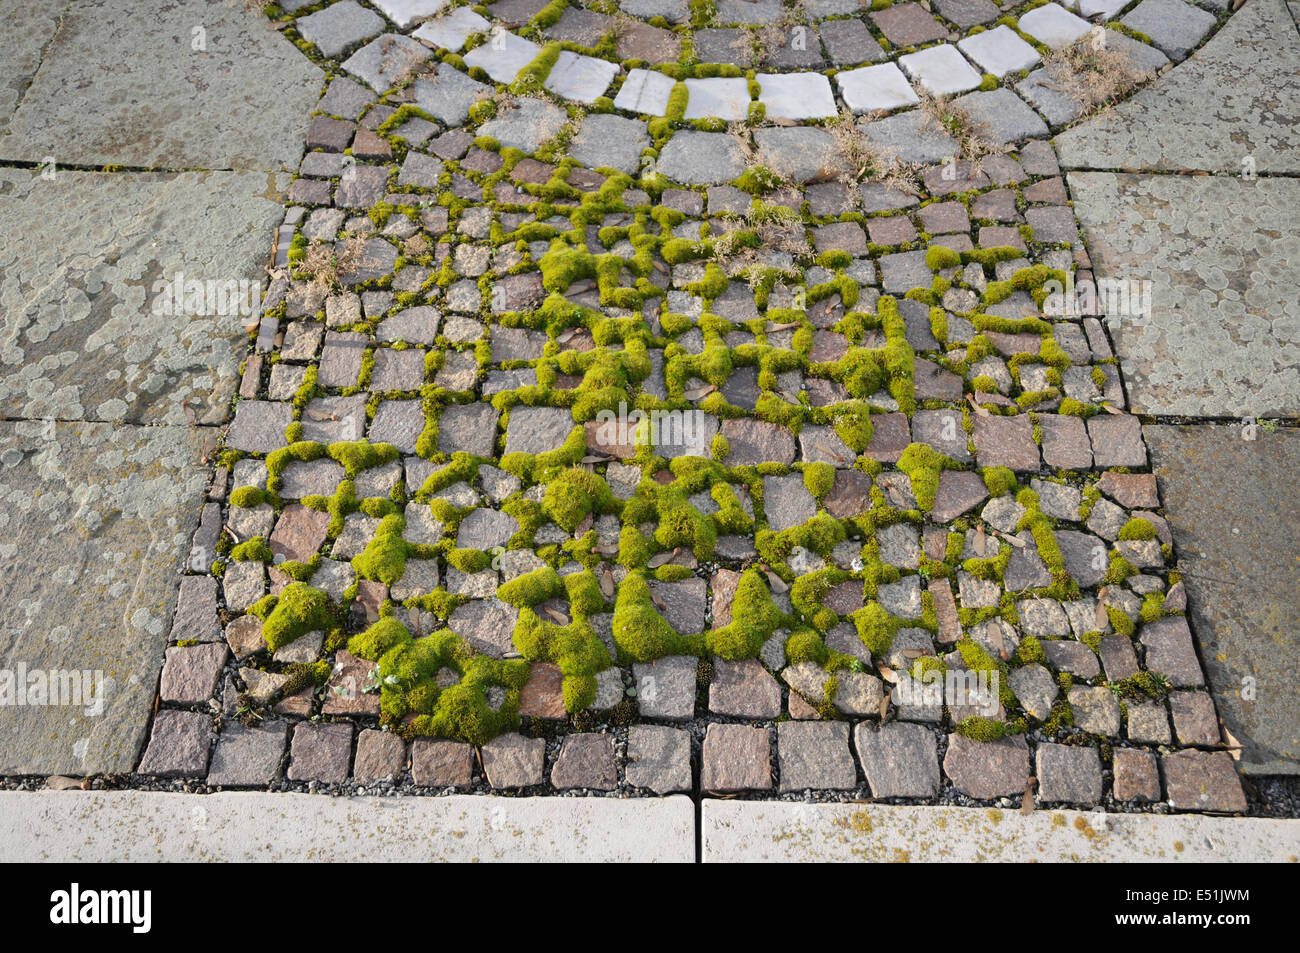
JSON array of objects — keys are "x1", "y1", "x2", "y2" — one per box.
[
  {"x1": 981, "y1": 466, "x2": 1017, "y2": 497},
  {"x1": 327, "y1": 440, "x2": 399, "y2": 477},
  {"x1": 256, "y1": 582, "x2": 333, "y2": 651},
  {"x1": 229, "y1": 537, "x2": 273, "y2": 563},
  {"x1": 1108, "y1": 670, "x2": 1171, "y2": 701},
  {"x1": 785, "y1": 629, "x2": 829, "y2": 665},
  {"x1": 348, "y1": 616, "x2": 413, "y2": 659},
  {"x1": 229, "y1": 485, "x2": 269, "y2": 508},
  {"x1": 352, "y1": 513, "x2": 410, "y2": 584},
  {"x1": 1107, "y1": 605, "x2": 1136, "y2": 636},
  {"x1": 955, "y1": 716, "x2": 1008, "y2": 741},
  {"x1": 706, "y1": 569, "x2": 785, "y2": 659},
  {"x1": 896, "y1": 443, "x2": 955, "y2": 512},
  {"x1": 1117, "y1": 517, "x2": 1157, "y2": 541},
  {"x1": 926, "y1": 245, "x2": 962, "y2": 272},
  {"x1": 543, "y1": 468, "x2": 615, "y2": 532},
  {"x1": 611, "y1": 573, "x2": 694, "y2": 661},
  {"x1": 803, "y1": 462, "x2": 836, "y2": 499}
]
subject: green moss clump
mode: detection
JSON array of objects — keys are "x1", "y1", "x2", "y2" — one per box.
[
  {"x1": 352, "y1": 514, "x2": 409, "y2": 584},
  {"x1": 348, "y1": 617, "x2": 413, "y2": 659},
  {"x1": 926, "y1": 245, "x2": 962, "y2": 271},
  {"x1": 897, "y1": 443, "x2": 955, "y2": 512},
  {"x1": 543, "y1": 468, "x2": 615, "y2": 532},
  {"x1": 229, "y1": 485, "x2": 268, "y2": 508},
  {"x1": 229, "y1": 537, "x2": 273, "y2": 563},
  {"x1": 803, "y1": 462, "x2": 836, "y2": 499},
  {"x1": 981, "y1": 466, "x2": 1018, "y2": 497},
  {"x1": 705, "y1": 569, "x2": 784, "y2": 659},
  {"x1": 1117, "y1": 517, "x2": 1157, "y2": 541},
  {"x1": 612, "y1": 573, "x2": 693, "y2": 661},
  {"x1": 257, "y1": 582, "x2": 332, "y2": 651},
  {"x1": 328, "y1": 440, "x2": 399, "y2": 477}
]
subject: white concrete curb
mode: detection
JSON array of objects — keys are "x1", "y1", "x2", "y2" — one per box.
[
  {"x1": 701, "y1": 800, "x2": 1300, "y2": 862},
  {"x1": 0, "y1": 791, "x2": 695, "y2": 862}
]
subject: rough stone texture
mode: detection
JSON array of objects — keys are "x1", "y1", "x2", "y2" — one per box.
[
  {"x1": 1056, "y1": 0, "x2": 1300, "y2": 174},
  {"x1": 550, "y1": 733, "x2": 616, "y2": 790},
  {"x1": 0, "y1": 0, "x2": 321, "y2": 169},
  {"x1": 702, "y1": 800, "x2": 1299, "y2": 862},
  {"x1": 206, "y1": 721, "x2": 288, "y2": 787},
  {"x1": 632, "y1": 656, "x2": 697, "y2": 720},
  {"x1": 0, "y1": 791, "x2": 696, "y2": 862},
  {"x1": 570, "y1": 113, "x2": 650, "y2": 174},
  {"x1": 1145, "y1": 425, "x2": 1298, "y2": 773},
  {"x1": 626, "y1": 725, "x2": 692, "y2": 794},
  {"x1": 1070, "y1": 174, "x2": 1300, "y2": 417},
  {"x1": 709, "y1": 659, "x2": 781, "y2": 718},
  {"x1": 943, "y1": 733, "x2": 1029, "y2": 799},
  {"x1": 702, "y1": 724, "x2": 771, "y2": 792},
  {"x1": 778, "y1": 722, "x2": 857, "y2": 791},
  {"x1": 411, "y1": 739, "x2": 475, "y2": 787},
  {"x1": 657, "y1": 131, "x2": 747, "y2": 185},
  {"x1": 1113, "y1": 748, "x2": 1161, "y2": 802},
  {"x1": 1036, "y1": 743, "x2": 1102, "y2": 805},
  {"x1": 481, "y1": 733, "x2": 546, "y2": 788},
  {"x1": 136, "y1": 710, "x2": 211, "y2": 778},
  {"x1": 352, "y1": 729, "x2": 407, "y2": 782},
  {"x1": 159, "y1": 643, "x2": 228, "y2": 705},
  {"x1": 1162, "y1": 750, "x2": 1247, "y2": 813},
  {"x1": 0, "y1": 422, "x2": 209, "y2": 775},
  {"x1": 288, "y1": 722, "x2": 352, "y2": 783},
  {"x1": 0, "y1": 167, "x2": 289, "y2": 426},
  {"x1": 854, "y1": 722, "x2": 940, "y2": 798}
]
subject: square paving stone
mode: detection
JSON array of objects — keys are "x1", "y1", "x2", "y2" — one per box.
[
  {"x1": 1035, "y1": 742, "x2": 1102, "y2": 804},
  {"x1": 412, "y1": 8, "x2": 489, "y2": 51},
  {"x1": 837, "y1": 62, "x2": 920, "y2": 114},
  {"x1": 900, "y1": 44, "x2": 983, "y2": 96},
  {"x1": 778, "y1": 722, "x2": 857, "y2": 791},
  {"x1": 633, "y1": 656, "x2": 698, "y2": 720},
  {"x1": 463, "y1": 31, "x2": 541, "y2": 83},
  {"x1": 411, "y1": 67, "x2": 492, "y2": 125},
  {"x1": 973, "y1": 414, "x2": 1040, "y2": 471},
  {"x1": 656, "y1": 130, "x2": 747, "y2": 184},
  {"x1": 544, "y1": 50, "x2": 618, "y2": 103},
  {"x1": 683, "y1": 77, "x2": 751, "y2": 120},
  {"x1": 1112, "y1": 748, "x2": 1161, "y2": 801},
  {"x1": 298, "y1": 1, "x2": 385, "y2": 57},
  {"x1": 943, "y1": 733, "x2": 1029, "y2": 799},
  {"x1": 372, "y1": 0, "x2": 448, "y2": 30},
  {"x1": 757, "y1": 72, "x2": 837, "y2": 120},
  {"x1": 1019, "y1": 2, "x2": 1091, "y2": 48},
  {"x1": 504, "y1": 405, "x2": 575, "y2": 455},
  {"x1": 137, "y1": 710, "x2": 212, "y2": 778},
  {"x1": 613, "y1": 68, "x2": 676, "y2": 115},
  {"x1": 288, "y1": 722, "x2": 353, "y2": 784},
  {"x1": 343, "y1": 33, "x2": 434, "y2": 91},
  {"x1": 872, "y1": 3, "x2": 948, "y2": 45},
  {"x1": 159, "y1": 643, "x2": 228, "y2": 705},
  {"x1": 626, "y1": 726, "x2": 692, "y2": 794},
  {"x1": 953, "y1": 88, "x2": 1048, "y2": 144},
  {"x1": 854, "y1": 722, "x2": 940, "y2": 798},
  {"x1": 570, "y1": 113, "x2": 651, "y2": 174},
  {"x1": 353, "y1": 729, "x2": 407, "y2": 782},
  {"x1": 438, "y1": 403, "x2": 499, "y2": 457},
  {"x1": 551, "y1": 733, "x2": 617, "y2": 790},
  {"x1": 957, "y1": 26, "x2": 1041, "y2": 77},
  {"x1": 709, "y1": 659, "x2": 782, "y2": 718},
  {"x1": 1162, "y1": 750, "x2": 1247, "y2": 813},
  {"x1": 819, "y1": 19, "x2": 886, "y2": 66},
  {"x1": 206, "y1": 721, "x2": 289, "y2": 787},
  {"x1": 1122, "y1": 0, "x2": 1216, "y2": 58},
  {"x1": 481, "y1": 733, "x2": 546, "y2": 788},
  {"x1": 932, "y1": 0, "x2": 1001, "y2": 28},
  {"x1": 751, "y1": 126, "x2": 844, "y2": 183},
  {"x1": 702, "y1": 724, "x2": 772, "y2": 792},
  {"x1": 1139, "y1": 616, "x2": 1205, "y2": 688},
  {"x1": 412, "y1": 738, "x2": 475, "y2": 787}
]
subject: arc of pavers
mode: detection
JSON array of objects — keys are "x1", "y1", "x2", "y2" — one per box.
[{"x1": 294, "y1": 0, "x2": 1213, "y2": 132}]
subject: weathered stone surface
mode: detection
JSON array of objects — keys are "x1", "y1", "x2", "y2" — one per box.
[
  {"x1": 943, "y1": 734, "x2": 1029, "y2": 799},
  {"x1": 353, "y1": 729, "x2": 406, "y2": 782},
  {"x1": 709, "y1": 659, "x2": 781, "y2": 718},
  {"x1": 778, "y1": 722, "x2": 856, "y2": 791},
  {"x1": 626, "y1": 725, "x2": 692, "y2": 794},
  {"x1": 1113, "y1": 748, "x2": 1161, "y2": 802},
  {"x1": 411, "y1": 739, "x2": 475, "y2": 787},
  {"x1": 519, "y1": 662, "x2": 567, "y2": 720},
  {"x1": 1070, "y1": 173, "x2": 1300, "y2": 417},
  {"x1": 551, "y1": 733, "x2": 617, "y2": 790},
  {"x1": 763, "y1": 474, "x2": 817, "y2": 531},
  {"x1": 1162, "y1": 750, "x2": 1247, "y2": 813},
  {"x1": 206, "y1": 721, "x2": 288, "y2": 787},
  {"x1": 288, "y1": 722, "x2": 352, "y2": 783},
  {"x1": 570, "y1": 113, "x2": 650, "y2": 174},
  {"x1": 702, "y1": 724, "x2": 771, "y2": 792},
  {"x1": 1036, "y1": 743, "x2": 1102, "y2": 805},
  {"x1": 1139, "y1": 616, "x2": 1205, "y2": 688},
  {"x1": 0, "y1": 168, "x2": 289, "y2": 426},
  {"x1": 657, "y1": 131, "x2": 747, "y2": 185},
  {"x1": 633, "y1": 656, "x2": 697, "y2": 720},
  {"x1": 0, "y1": 422, "x2": 209, "y2": 775},
  {"x1": 854, "y1": 723, "x2": 939, "y2": 798},
  {"x1": 504, "y1": 404, "x2": 575, "y2": 455},
  {"x1": 481, "y1": 733, "x2": 546, "y2": 788},
  {"x1": 137, "y1": 710, "x2": 211, "y2": 778},
  {"x1": 159, "y1": 643, "x2": 227, "y2": 705},
  {"x1": 1068, "y1": 686, "x2": 1123, "y2": 736},
  {"x1": 1145, "y1": 425, "x2": 1297, "y2": 772},
  {"x1": 0, "y1": 0, "x2": 321, "y2": 169}
]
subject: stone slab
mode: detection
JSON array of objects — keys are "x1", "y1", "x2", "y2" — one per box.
[
  {"x1": 0, "y1": 0, "x2": 321, "y2": 170},
  {"x1": 0, "y1": 791, "x2": 696, "y2": 862},
  {"x1": 701, "y1": 800, "x2": 1300, "y2": 862},
  {"x1": 0, "y1": 167, "x2": 289, "y2": 426},
  {"x1": 1055, "y1": 0, "x2": 1300, "y2": 174},
  {"x1": 0, "y1": 0, "x2": 65, "y2": 133},
  {"x1": 1145, "y1": 425, "x2": 1300, "y2": 774},
  {"x1": 0, "y1": 421, "x2": 210, "y2": 775},
  {"x1": 1068, "y1": 172, "x2": 1300, "y2": 417}
]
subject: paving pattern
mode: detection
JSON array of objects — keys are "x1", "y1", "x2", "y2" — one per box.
[{"x1": 67, "y1": 0, "x2": 1266, "y2": 811}]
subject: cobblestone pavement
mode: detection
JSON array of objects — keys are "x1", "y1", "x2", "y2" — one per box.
[{"x1": 8, "y1": 0, "x2": 1285, "y2": 814}]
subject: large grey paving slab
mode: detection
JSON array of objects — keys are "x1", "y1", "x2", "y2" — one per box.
[
  {"x1": 0, "y1": 167, "x2": 289, "y2": 425},
  {"x1": 0, "y1": 421, "x2": 211, "y2": 776},
  {"x1": 702, "y1": 800, "x2": 1300, "y2": 861},
  {"x1": 0, "y1": 0, "x2": 322, "y2": 170},
  {"x1": 0, "y1": 791, "x2": 696, "y2": 861},
  {"x1": 1145, "y1": 425, "x2": 1300, "y2": 775},
  {"x1": 1068, "y1": 172, "x2": 1300, "y2": 417},
  {"x1": 1055, "y1": 0, "x2": 1300, "y2": 174},
  {"x1": 0, "y1": 0, "x2": 67, "y2": 133}
]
